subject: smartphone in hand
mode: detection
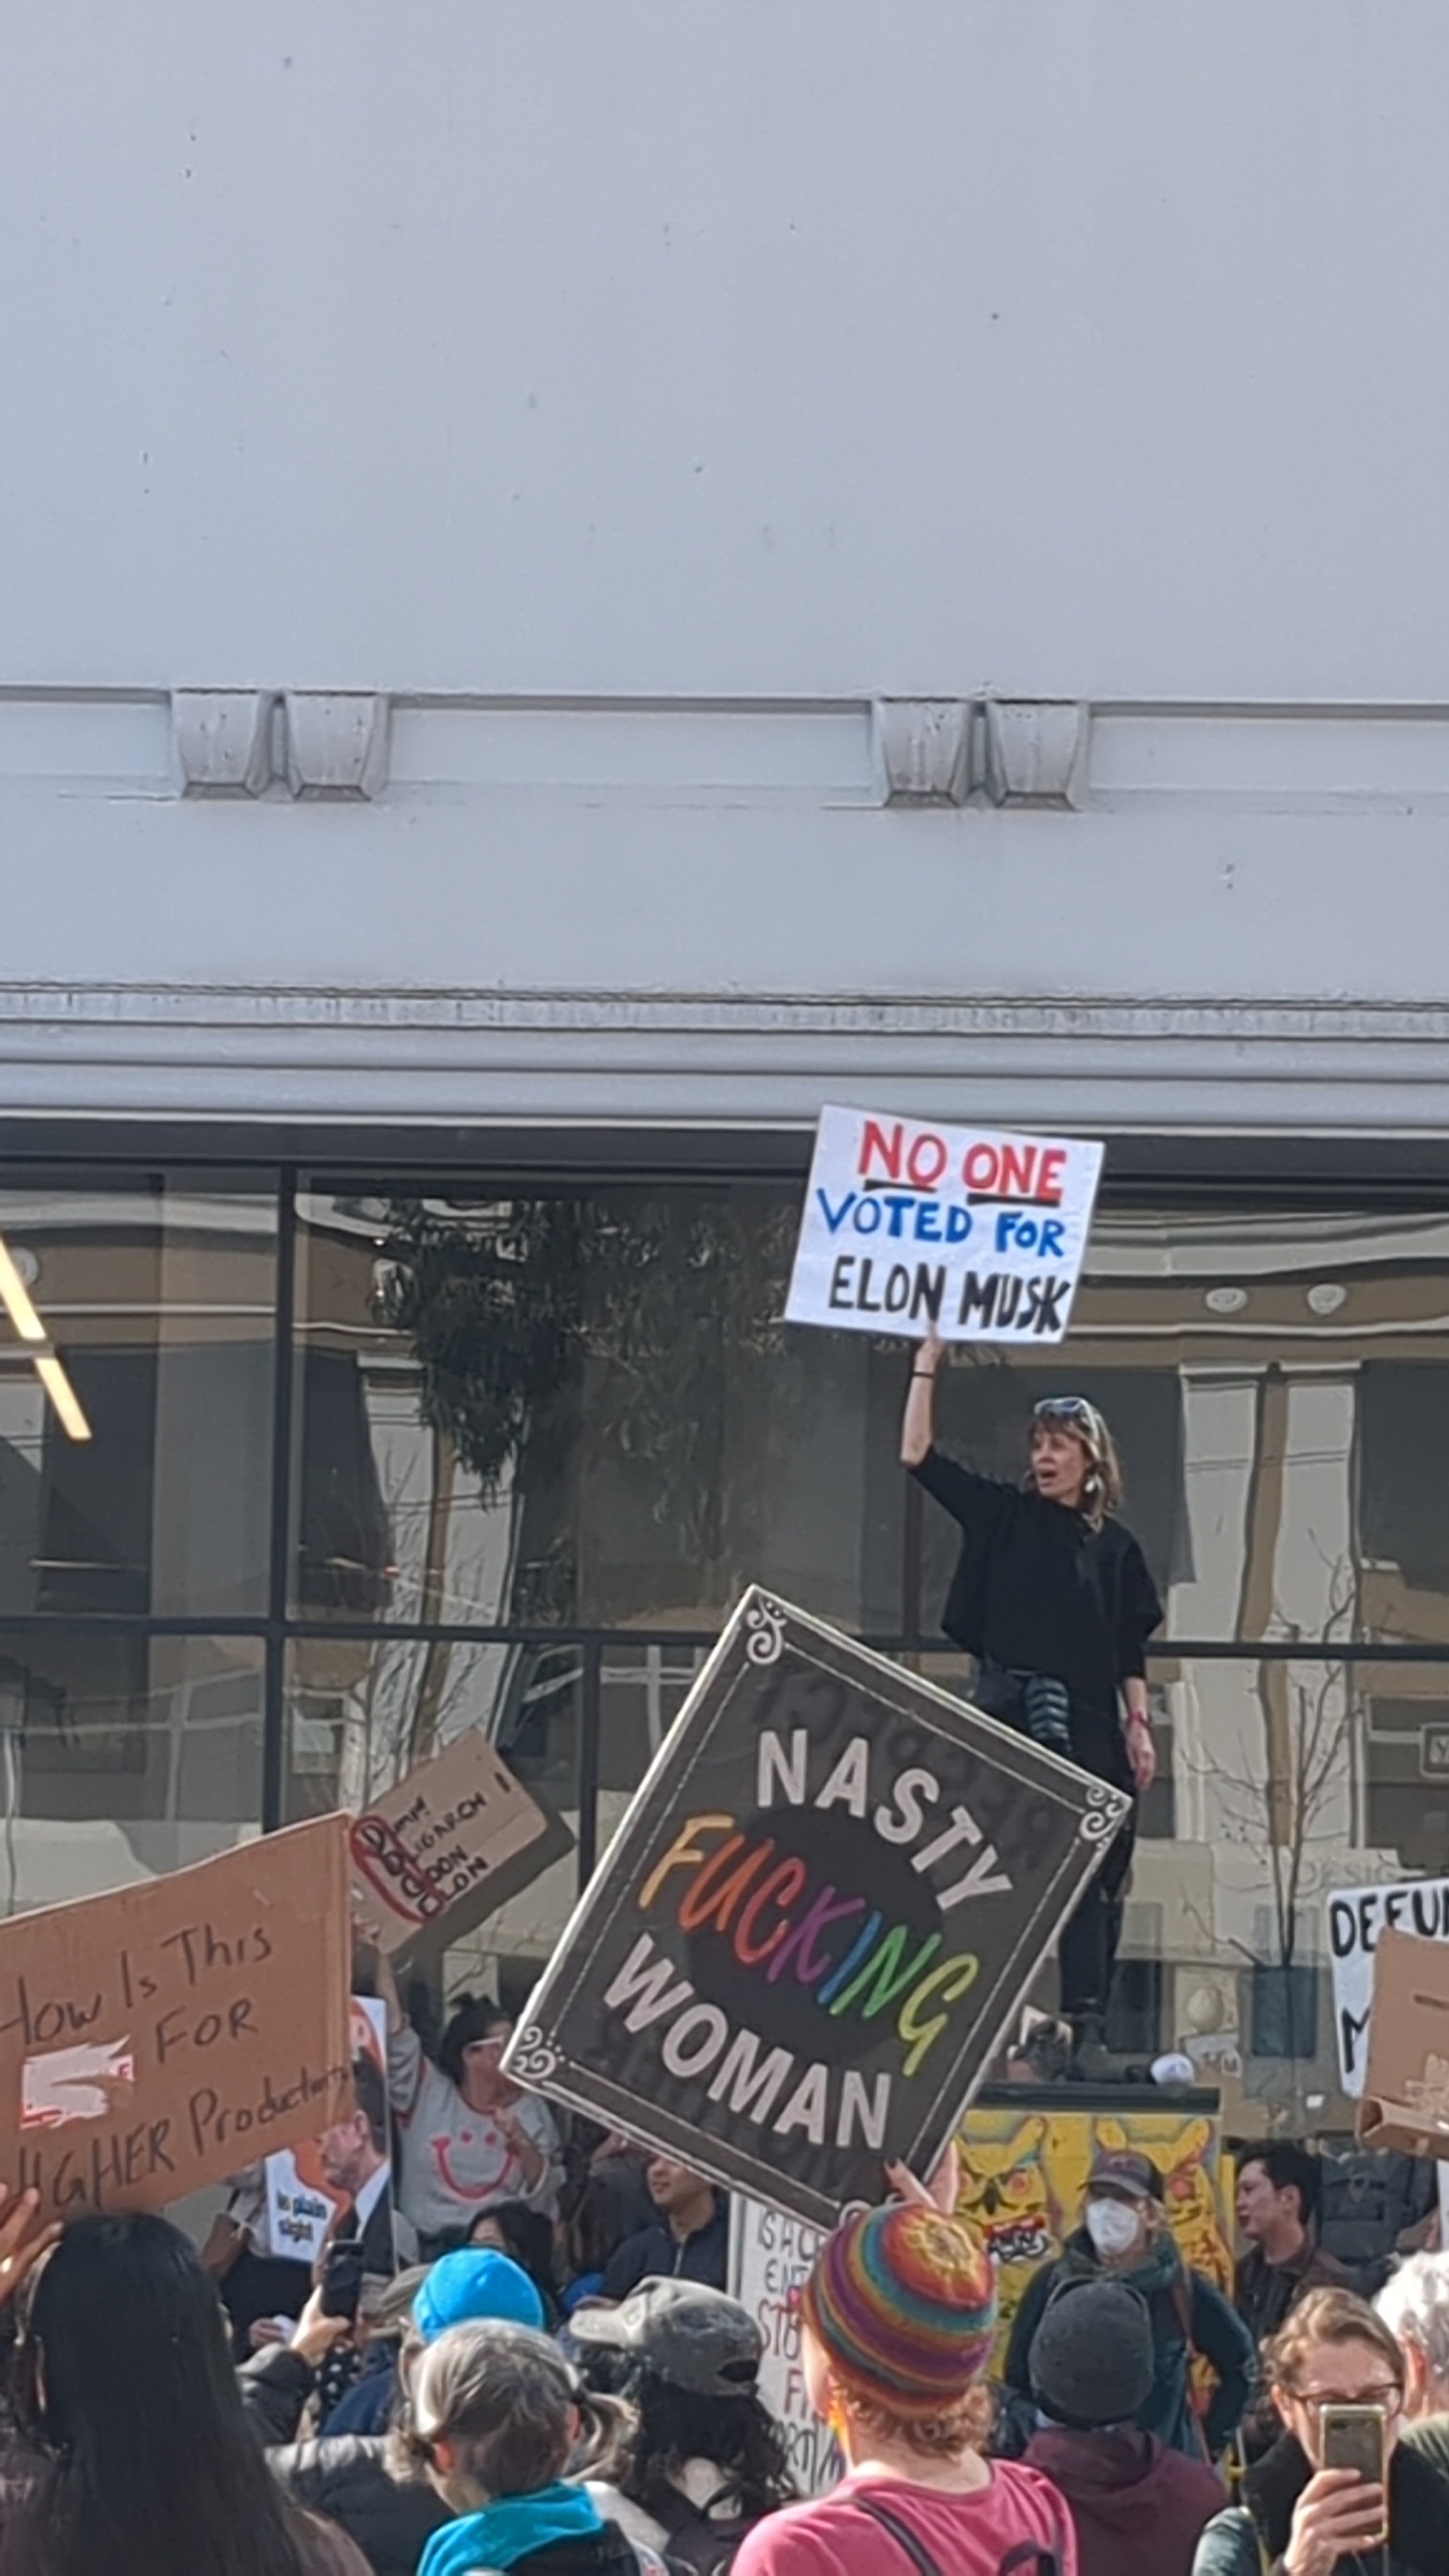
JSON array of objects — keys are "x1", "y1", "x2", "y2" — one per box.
[
  {"x1": 1321, "y1": 2405, "x2": 1389, "y2": 2548},
  {"x1": 319, "y1": 2240, "x2": 366, "y2": 2325}
]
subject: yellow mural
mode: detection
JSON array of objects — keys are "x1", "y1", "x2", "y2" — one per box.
[{"x1": 957, "y1": 2101, "x2": 1234, "y2": 2369}]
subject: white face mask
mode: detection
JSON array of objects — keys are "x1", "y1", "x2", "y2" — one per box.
[{"x1": 1085, "y1": 2196, "x2": 1142, "y2": 2260}]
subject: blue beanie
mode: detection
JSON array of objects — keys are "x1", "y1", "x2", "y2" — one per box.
[{"x1": 410, "y1": 2248, "x2": 544, "y2": 2342}]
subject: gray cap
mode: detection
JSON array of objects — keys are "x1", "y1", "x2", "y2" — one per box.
[{"x1": 570, "y1": 2278, "x2": 762, "y2": 2395}]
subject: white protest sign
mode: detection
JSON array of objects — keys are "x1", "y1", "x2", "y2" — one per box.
[
  {"x1": 265, "y1": 1996, "x2": 389, "y2": 2266},
  {"x1": 1328, "y1": 1876, "x2": 1449, "y2": 2096},
  {"x1": 785, "y1": 1107, "x2": 1104, "y2": 1344},
  {"x1": 728, "y1": 2196, "x2": 840, "y2": 2497}
]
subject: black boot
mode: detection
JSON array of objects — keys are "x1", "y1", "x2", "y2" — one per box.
[{"x1": 1069, "y1": 2010, "x2": 1113, "y2": 2082}]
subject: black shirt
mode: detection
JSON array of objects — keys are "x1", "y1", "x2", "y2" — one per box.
[{"x1": 912, "y1": 1447, "x2": 1162, "y2": 1721}]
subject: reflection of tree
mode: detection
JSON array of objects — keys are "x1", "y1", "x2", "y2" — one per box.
[
  {"x1": 375, "y1": 1200, "x2": 582, "y2": 1497},
  {"x1": 1180, "y1": 1561, "x2": 1357, "y2": 2114},
  {"x1": 374, "y1": 1192, "x2": 801, "y2": 1624}
]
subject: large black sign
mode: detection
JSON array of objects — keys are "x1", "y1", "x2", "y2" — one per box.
[{"x1": 506, "y1": 1592, "x2": 1129, "y2": 2229}]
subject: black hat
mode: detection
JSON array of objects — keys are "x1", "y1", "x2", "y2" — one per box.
[
  {"x1": 1029, "y1": 2278, "x2": 1155, "y2": 2431},
  {"x1": 1087, "y1": 2148, "x2": 1164, "y2": 2205}
]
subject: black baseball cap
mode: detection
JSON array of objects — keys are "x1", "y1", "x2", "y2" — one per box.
[{"x1": 1088, "y1": 2149, "x2": 1164, "y2": 2204}]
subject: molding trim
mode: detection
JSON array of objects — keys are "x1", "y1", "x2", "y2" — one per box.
[
  {"x1": 0, "y1": 986, "x2": 1444, "y2": 1135},
  {"x1": 0, "y1": 984, "x2": 1447, "y2": 1043}
]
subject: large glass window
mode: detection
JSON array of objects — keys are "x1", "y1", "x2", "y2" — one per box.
[
  {"x1": 0, "y1": 1631, "x2": 264, "y2": 1907},
  {"x1": 291, "y1": 1184, "x2": 904, "y2": 1634},
  {"x1": 0, "y1": 1177, "x2": 276, "y2": 1620},
  {"x1": 924, "y1": 1207, "x2": 1449, "y2": 1648},
  {"x1": 2, "y1": 1155, "x2": 1449, "y2": 2143}
]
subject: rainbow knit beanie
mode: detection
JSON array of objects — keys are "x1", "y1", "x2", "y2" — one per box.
[{"x1": 800, "y1": 2201, "x2": 998, "y2": 2418}]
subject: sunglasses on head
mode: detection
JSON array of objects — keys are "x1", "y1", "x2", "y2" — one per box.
[{"x1": 1034, "y1": 1397, "x2": 1095, "y2": 1423}]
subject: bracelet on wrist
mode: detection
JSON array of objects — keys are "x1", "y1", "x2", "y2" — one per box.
[
  {"x1": 1125, "y1": 1710, "x2": 1151, "y2": 1730},
  {"x1": 911, "y1": 1370, "x2": 934, "y2": 1381}
]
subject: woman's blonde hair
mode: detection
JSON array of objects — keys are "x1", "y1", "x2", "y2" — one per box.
[
  {"x1": 1027, "y1": 1400, "x2": 1123, "y2": 1533},
  {"x1": 1266, "y1": 2287, "x2": 1405, "y2": 2397}
]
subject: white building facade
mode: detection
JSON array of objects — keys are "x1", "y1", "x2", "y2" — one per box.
[{"x1": 3, "y1": 0, "x2": 1449, "y2": 2127}]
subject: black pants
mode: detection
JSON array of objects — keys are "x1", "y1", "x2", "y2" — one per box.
[
  {"x1": 1058, "y1": 1789, "x2": 1136, "y2": 2019},
  {"x1": 975, "y1": 1667, "x2": 1138, "y2": 2021}
]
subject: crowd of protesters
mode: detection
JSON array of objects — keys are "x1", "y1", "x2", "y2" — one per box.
[{"x1": 6, "y1": 1944, "x2": 1449, "y2": 2576}]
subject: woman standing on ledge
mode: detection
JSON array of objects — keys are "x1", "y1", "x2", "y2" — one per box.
[{"x1": 901, "y1": 1334, "x2": 1162, "y2": 2077}]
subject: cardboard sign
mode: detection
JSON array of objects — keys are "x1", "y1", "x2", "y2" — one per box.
[
  {"x1": 265, "y1": 1996, "x2": 390, "y2": 2267},
  {"x1": 504, "y1": 1590, "x2": 1129, "y2": 2231},
  {"x1": 785, "y1": 1106, "x2": 1104, "y2": 1345},
  {"x1": 1327, "y1": 1875, "x2": 1449, "y2": 2096},
  {"x1": 728, "y1": 2198, "x2": 839, "y2": 2495},
  {"x1": 351, "y1": 1730, "x2": 564, "y2": 1960},
  {"x1": 0, "y1": 1816, "x2": 351, "y2": 2220},
  {"x1": 1358, "y1": 1927, "x2": 1449, "y2": 2152}
]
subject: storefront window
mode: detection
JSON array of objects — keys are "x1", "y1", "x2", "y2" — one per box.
[
  {"x1": 923, "y1": 1206, "x2": 1449, "y2": 1648},
  {"x1": 0, "y1": 1177, "x2": 277, "y2": 1621},
  {"x1": 283, "y1": 1633, "x2": 584, "y2": 2014},
  {"x1": 3, "y1": 1153, "x2": 1449, "y2": 2114},
  {"x1": 0, "y1": 1631, "x2": 264, "y2": 1907},
  {"x1": 291, "y1": 1183, "x2": 903, "y2": 1634}
]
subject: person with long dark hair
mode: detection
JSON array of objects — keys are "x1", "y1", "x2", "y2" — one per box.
[
  {"x1": 902, "y1": 1335, "x2": 1162, "y2": 2072},
  {"x1": 468, "y1": 2200, "x2": 562, "y2": 2328},
  {"x1": 0, "y1": 2204, "x2": 368, "y2": 2576},
  {"x1": 574, "y1": 2281, "x2": 795, "y2": 2576}
]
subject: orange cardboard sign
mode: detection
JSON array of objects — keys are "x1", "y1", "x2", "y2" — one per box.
[
  {"x1": 0, "y1": 1816, "x2": 352, "y2": 2220},
  {"x1": 351, "y1": 1730, "x2": 557, "y2": 1957}
]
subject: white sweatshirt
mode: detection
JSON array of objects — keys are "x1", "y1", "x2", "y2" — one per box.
[{"x1": 387, "y1": 2018, "x2": 563, "y2": 2242}]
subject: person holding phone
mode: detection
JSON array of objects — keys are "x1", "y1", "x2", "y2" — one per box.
[
  {"x1": 902, "y1": 1337, "x2": 1162, "y2": 2073},
  {"x1": 1192, "y1": 2286, "x2": 1449, "y2": 2575}
]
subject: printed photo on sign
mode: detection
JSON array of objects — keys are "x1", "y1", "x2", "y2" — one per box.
[
  {"x1": 0, "y1": 1815, "x2": 352, "y2": 2220},
  {"x1": 504, "y1": 1590, "x2": 1129, "y2": 2232},
  {"x1": 265, "y1": 1996, "x2": 396, "y2": 2272},
  {"x1": 1328, "y1": 1874, "x2": 1449, "y2": 2096},
  {"x1": 785, "y1": 1107, "x2": 1104, "y2": 1346}
]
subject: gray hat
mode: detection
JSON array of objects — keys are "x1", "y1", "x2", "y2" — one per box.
[
  {"x1": 1029, "y1": 2278, "x2": 1155, "y2": 2431},
  {"x1": 570, "y1": 2279, "x2": 762, "y2": 2396}
]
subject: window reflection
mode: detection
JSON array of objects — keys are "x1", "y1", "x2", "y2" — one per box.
[
  {"x1": 292, "y1": 1184, "x2": 902, "y2": 1633},
  {"x1": 284, "y1": 1636, "x2": 581, "y2": 2015},
  {"x1": 0, "y1": 1633, "x2": 263, "y2": 1907},
  {"x1": 922, "y1": 1206, "x2": 1449, "y2": 1646},
  {"x1": 0, "y1": 1182, "x2": 276, "y2": 1620}
]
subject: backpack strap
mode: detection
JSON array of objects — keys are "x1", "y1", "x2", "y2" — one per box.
[
  {"x1": 853, "y1": 2494, "x2": 1062, "y2": 2576},
  {"x1": 849, "y1": 2497, "x2": 943, "y2": 2576},
  {"x1": 998, "y1": 2544, "x2": 1063, "y2": 2576}
]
